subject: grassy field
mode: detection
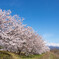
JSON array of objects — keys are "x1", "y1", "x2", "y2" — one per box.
[{"x1": 0, "y1": 50, "x2": 59, "y2": 59}]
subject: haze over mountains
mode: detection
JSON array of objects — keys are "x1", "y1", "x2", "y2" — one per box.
[
  {"x1": 47, "y1": 43, "x2": 59, "y2": 49},
  {"x1": 49, "y1": 46, "x2": 59, "y2": 50}
]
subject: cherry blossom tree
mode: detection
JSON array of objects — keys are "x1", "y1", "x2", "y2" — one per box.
[{"x1": 0, "y1": 9, "x2": 50, "y2": 56}]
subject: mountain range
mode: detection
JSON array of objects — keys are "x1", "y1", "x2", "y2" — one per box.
[{"x1": 49, "y1": 46, "x2": 59, "y2": 50}]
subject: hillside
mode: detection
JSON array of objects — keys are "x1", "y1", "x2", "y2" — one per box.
[{"x1": 0, "y1": 51, "x2": 59, "y2": 59}]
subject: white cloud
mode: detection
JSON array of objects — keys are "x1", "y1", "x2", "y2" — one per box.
[
  {"x1": 42, "y1": 33, "x2": 59, "y2": 47},
  {"x1": 47, "y1": 43, "x2": 59, "y2": 47}
]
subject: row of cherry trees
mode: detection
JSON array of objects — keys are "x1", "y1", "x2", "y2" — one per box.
[{"x1": 0, "y1": 9, "x2": 50, "y2": 56}]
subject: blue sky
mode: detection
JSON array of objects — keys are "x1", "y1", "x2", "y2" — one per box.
[{"x1": 0, "y1": 0, "x2": 59, "y2": 45}]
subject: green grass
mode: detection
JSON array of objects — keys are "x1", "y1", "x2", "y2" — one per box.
[
  {"x1": 0, "y1": 51, "x2": 13, "y2": 59},
  {"x1": 19, "y1": 54, "x2": 43, "y2": 59},
  {"x1": 0, "y1": 51, "x2": 59, "y2": 59}
]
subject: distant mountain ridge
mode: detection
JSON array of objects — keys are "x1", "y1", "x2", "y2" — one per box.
[{"x1": 49, "y1": 46, "x2": 59, "y2": 50}]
